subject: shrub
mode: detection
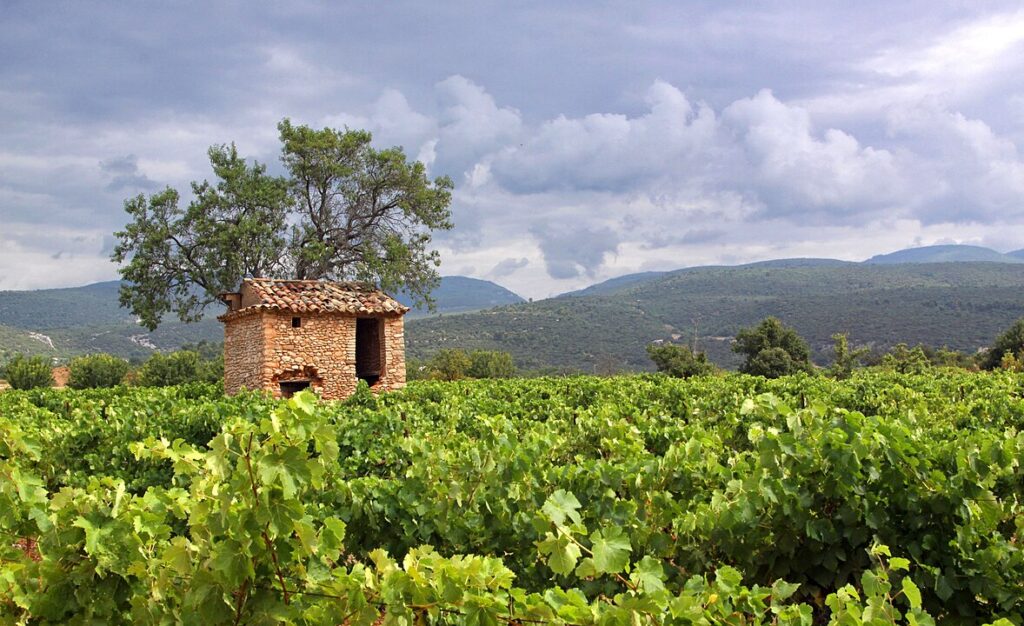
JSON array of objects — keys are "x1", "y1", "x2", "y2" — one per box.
[
  {"x1": 68, "y1": 353, "x2": 130, "y2": 389},
  {"x1": 733, "y1": 317, "x2": 813, "y2": 378},
  {"x1": 428, "y1": 349, "x2": 472, "y2": 381},
  {"x1": 405, "y1": 357, "x2": 431, "y2": 381},
  {"x1": 137, "y1": 350, "x2": 221, "y2": 387},
  {"x1": 826, "y1": 333, "x2": 869, "y2": 379},
  {"x1": 646, "y1": 343, "x2": 715, "y2": 378},
  {"x1": 999, "y1": 350, "x2": 1024, "y2": 372},
  {"x1": 745, "y1": 346, "x2": 809, "y2": 378},
  {"x1": 196, "y1": 354, "x2": 224, "y2": 383},
  {"x1": 881, "y1": 343, "x2": 931, "y2": 374},
  {"x1": 982, "y1": 317, "x2": 1024, "y2": 370},
  {"x1": 2, "y1": 354, "x2": 54, "y2": 390},
  {"x1": 467, "y1": 350, "x2": 516, "y2": 379}
]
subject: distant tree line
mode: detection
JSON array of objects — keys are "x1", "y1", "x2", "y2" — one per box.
[
  {"x1": 406, "y1": 348, "x2": 517, "y2": 381},
  {"x1": 648, "y1": 315, "x2": 1024, "y2": 379},
  {"x1": 0, "y1": 344, "x2": 223, "y2": 390},
  {"x1": 5, "y1": 317, "x2": 1024, "y2": 390}
]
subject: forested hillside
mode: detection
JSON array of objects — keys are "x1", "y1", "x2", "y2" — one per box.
[
  {"x1": 407, "y1": 262, "x2": 1024, "y2": 371},
  {"x1": 0, "y1": 276, "x2": 522, "y2": 361},
  {"x1": 864, "y1": 244, "x2": 1024, "y2": 264},
  {"x1": 4, "y1": 262, "x2": 1024, "y2": 371}
]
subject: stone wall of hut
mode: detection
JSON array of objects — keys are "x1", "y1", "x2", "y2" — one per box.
[
  {"x1": 222, "y1": 310, "x2": 405, "y2": 400},
  {"x1": 222, "y1": 310, "x2": 265, "y2": 395}
]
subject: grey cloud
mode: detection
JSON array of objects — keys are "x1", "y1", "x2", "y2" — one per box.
[
  {"x1": 488, "y1": 84, "x2": 913, "y2": 224},
  {"x1": 490, "y1": 81, "x2": 721, "y2": 194},
  {"x1": 431, "y1": 76, "x2": 522, "y2": 179},
  {"x1": 531, "y1": 225, "x2": 619, "y2": 279},
  {"x1": 489, "y1": 257, "x2": 528, "y2": 277},
  {"x1": 722, "y1": 90, "x2": 907, "y2": 219},
  {"x1": 100, "y1": 154, "x2": 158, "y2": 191},
  {"x1": 100, "y1": 234, "x2": 117, "y2": 256},
  {"x1": 884, "y1": 104, "x2": 1024, "y2": 223},
  {"x1": 679, "y1": 229, "x2": 726, "y2": 245}
]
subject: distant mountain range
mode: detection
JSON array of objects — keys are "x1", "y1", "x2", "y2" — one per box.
[
  {"x1": 863, "y1": 244, "x2": 1024, "y2": 265},
  {"x1": 558, "y1": 245, "x2": 1023, "y2": 299},
  {"x1": 398, "y1": 276, "x2": 523, "y2": 317},
  {"x1": 2, "y1": 244, "x2": 1023, "y2": 369},
  {"x1": 0, "y1": 276, "x2": 523, "y2": 361}
]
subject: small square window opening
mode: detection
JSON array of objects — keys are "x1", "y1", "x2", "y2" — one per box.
[{"x1": 292, "y1": 317, "x2": 301, "y2": 328}]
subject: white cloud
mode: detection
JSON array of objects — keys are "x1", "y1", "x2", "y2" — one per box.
[
  {"x1": 432, "y1": 75, "x2": 522, "y2": 177},
  {"x1": 885, "y1": 104, "x2": 1024, "y2": 222},
  {"x1": 866, "y1": 10, "x2": 1024, "y2": 89},
  {"x1": 492, "y1": 81, "x2": 720, "y2": 192},
  {"x1": 722, "y1": 89, "x2": 907, "y2": 216}
]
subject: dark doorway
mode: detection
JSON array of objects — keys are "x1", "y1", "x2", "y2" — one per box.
[
  {"x1": 356, "y1": 317, "x2": 384, "y2": 386},
  {"x1": 279, "y1": 380, "x2": 310, "y2": 398}
]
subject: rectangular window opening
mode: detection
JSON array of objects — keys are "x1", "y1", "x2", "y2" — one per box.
[
  {"x1": 280, "y1": 380, "x2": 310, "y2": 398},
  {"x1": 292, "y1": 317, "x2": 301, "y2": 328},
  {"x1": 356, "y1": 317, "x2": 384, "y2": 386}
]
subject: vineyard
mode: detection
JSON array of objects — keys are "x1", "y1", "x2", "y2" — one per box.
[{"x1": 3, "y1": 372, "x2": 1024, "y2": 624}]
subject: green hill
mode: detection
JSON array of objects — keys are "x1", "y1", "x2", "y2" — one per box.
[
  {"x1": 398, "y1": 276, "x2": 523, "y2": 317},
  {"x1": 0, "y1": 281, "x2": 130, "y2": 329},
  {"x1": 559, "y1": 271, "x2": 669, "y2": 298},
  {"x1": 0, "y1": 276, "x2": 521, "y2": 361},
  {"x1": 864, "y1": 244, "x2": 1023, "y2": 265},
  {"x1": 557, "y1": 258, "x2": 855, "y2": 299},
  {"x1": 5, "y1": 264, "x2": 1024, "y2": 371},
  {"x1": 406, "y1": 263, "x2": 1024, "y2": 371}
]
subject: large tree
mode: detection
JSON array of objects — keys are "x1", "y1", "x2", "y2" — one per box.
[{"x1": 113, "y1": 120, "x2": 453, "y2": 330}]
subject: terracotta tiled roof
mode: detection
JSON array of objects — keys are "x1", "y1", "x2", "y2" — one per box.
[{"x1": 219, "y1": 278, "x2": 408, "y2": 321}]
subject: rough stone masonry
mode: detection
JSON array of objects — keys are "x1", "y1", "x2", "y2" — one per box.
[{"x1": 219, "y1": 278, "x2": 407, "y2": 400}]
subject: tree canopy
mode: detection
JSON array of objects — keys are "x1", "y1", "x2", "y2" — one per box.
[
  {"x1": 732, "y1": 317, "x2": 813, "y2": 378},
  {"x1": 646, "y1": 343, "x2": 715, "y2": 378},
  {"x1": 113, "y1": 120, "x2": 453, "y2": 330},
  {"x1": 827, "y1": 333, "x2": 868, "y2": 379},
  {"x1": 982, "y1": 317, "x2": 1024, "y2": 370}
]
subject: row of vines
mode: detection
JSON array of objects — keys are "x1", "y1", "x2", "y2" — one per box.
[{"x1": 3, "y1": 372, "x2": 1024, "y2": 624}]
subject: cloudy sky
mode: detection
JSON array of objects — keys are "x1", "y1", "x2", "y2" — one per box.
[{"x1": 3, "y1": 2, "x2": 1024, "y2": 298}]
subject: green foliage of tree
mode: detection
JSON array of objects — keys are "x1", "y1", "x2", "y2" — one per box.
[
  {"x1": 404, "y1": 356, "x2": 431, "y2": 381},
  {"x1": 922, "y1": 345, "x2": 976, "y2": 369},
  {"x1": 982, "y1": 317, "x2": 1024, "y2": 370},
  {"x1": 881, "y1": 343, "x2": 931, "y2": 374},
  {"x1": 67, "y1": 354, "x2": 129, "y2": 389},
  {"x1": 113, "y1": 120, "x2": 454, "y2": 330},
  {"x1": 733, "y1": 317, "x2": 812, "y2": 378},
  {"x1": 180, "y1": 340, "x2": 223, "y2": 361},
  {"x1": 744, "y1": 346, "x2": 807, "y2": 378},
  {"x1": 466, "y1": 349, "x2": 516, "y2": 379},
  {"x1": 999, "y1": 350, "x2": 1023, "y2": 372},
  {"x1": 2, "y1": 354, "x2": 53, "y2": 390},
  {"x1": 426, "y1": 348, "x2": 472, "y2": 381},
  {"x1": 416, "y1": 349, "x2": 516, "y2": 380},
  {"x1": 646, "y1": 343, "x2": 715, "y2": 378},
  {"x1": 113, "y1": 145, "x2": 290, "y2": 330},
  {"x1": 137, "y1": 350, "x2": 221, "y2": 387},
  {"x1": 827, "y1": 333, "x2": 869, "y2": 379}
]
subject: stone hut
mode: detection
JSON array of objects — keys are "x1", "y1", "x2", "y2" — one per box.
[{"x1": 218, "y1": 278, "x2": 408, "y2": 399}]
